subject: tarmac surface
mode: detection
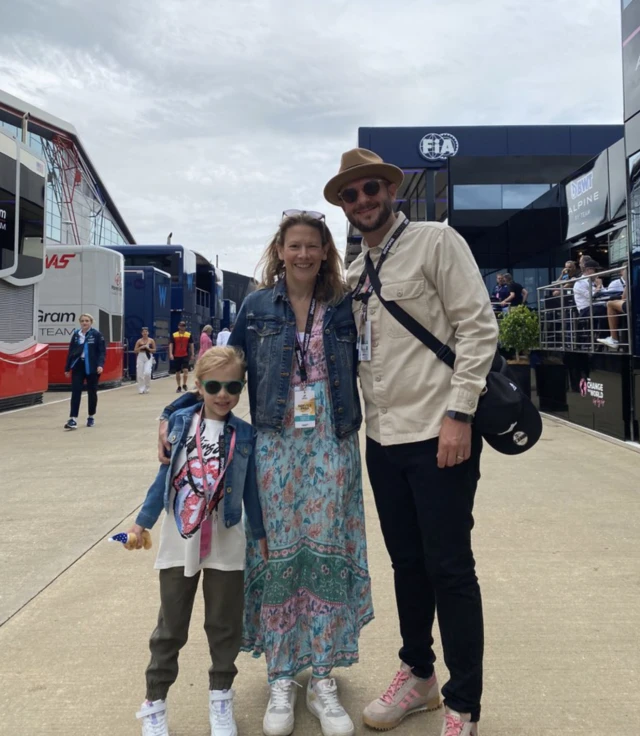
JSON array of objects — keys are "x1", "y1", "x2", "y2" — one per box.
[{"x1": 1, "y1": 376, "x2": 639, "y2": 735}]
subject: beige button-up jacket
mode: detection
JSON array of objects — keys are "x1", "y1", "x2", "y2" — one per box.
[{"x1": 346, "y1": 214, "x2": 499, "y2": 446}]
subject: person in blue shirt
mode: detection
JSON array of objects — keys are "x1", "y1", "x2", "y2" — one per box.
[{"x1": 63, "y1": 313, "x2": 105, "y2": 430}]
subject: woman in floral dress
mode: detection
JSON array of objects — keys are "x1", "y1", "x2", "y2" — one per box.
[{"x1": 233, "y1": 212, "x2": 373, "y2": 736}]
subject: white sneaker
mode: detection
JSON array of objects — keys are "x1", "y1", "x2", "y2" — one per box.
[
  {"x1": 306, "y1": 678, "x2": 354, "y2": 736},
  {"x1": 136, "y1": 700, "x2": 169, "y2": 736},
  {"x1": 597, "y1": 336, "x2": 620, "y2": 349},
  {"x1": 209, "y1": 689, "x2": 237, "y2": 736},
  {"x1": 263, "y1": 679, "x2": 299, "y2": 736}
]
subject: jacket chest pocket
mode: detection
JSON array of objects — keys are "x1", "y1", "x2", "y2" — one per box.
[
  {"x1": 379, "y1": 279, "x2": 428, "y2": 338},
  {"x1": 247, "y1": 315, "x2": 283, "y2": 339},
  {"x1": 335, "y1": 322, "x2": 357, "y2": 344}
]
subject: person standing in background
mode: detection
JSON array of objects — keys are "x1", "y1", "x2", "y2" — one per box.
[
  {"x1": 198, "y1": 324, "x2": 214, "y2": 360},
  {"x1": 134, "y1": 327, "x2": 156, "y2": 395},
  {"x1": 63, "y1": 313, "x2": 106, "y2": 430},
  {"x1": 216, "y1": 327, "x2": 231, "y2": 346},
  {"x1": 170, "y1": 321, "x2": 194, "y2": 393}
]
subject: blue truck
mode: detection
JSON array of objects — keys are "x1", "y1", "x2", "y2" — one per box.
[
  {"x1": 123, "y1": 267, "x2": 171, "y2": 379},
  {"x1": 222, "y1": 299, "x2": 237, "y2": 330}
]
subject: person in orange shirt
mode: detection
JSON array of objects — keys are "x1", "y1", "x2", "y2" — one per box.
[{"x1": 169, "y1": 321, "x2": 194, "y2": 392}]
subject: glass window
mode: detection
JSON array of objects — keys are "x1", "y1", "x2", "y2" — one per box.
[
  {"x1": 453, "y1": 185, "x2": 502, "y2": 210},
  {"x1": 502, "y1": 184, "x2": 550, "y2": 210},
  {"x1": 609, "y1": 228, "x2": 628, "y2": 265},
  {"x1": 11, "y1": 158, "x2": 46, "y2": 280},
  {"x1": 0, "y1": 136, "x2": 18, "y2": 275},
  {"x1": 112, "y1": 314, "x2": 122, "y2": 342},
  {"x1": 99, "y1": 309, "x2": 111, "y2": 342}
]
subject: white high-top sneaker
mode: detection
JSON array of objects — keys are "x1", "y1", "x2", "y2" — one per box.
[
  {"x1": 209, "y1": 689, "x2": 237, "y2": 736},
  {"x1": 306, "y1": 677, "x2": 354, "y2": 736},
  {"x1": 136, "y1": 699, "x2": 169, "y2": 736},
  {"x1": 263, "y1": 679, "x2": 300, "y2": 736}
]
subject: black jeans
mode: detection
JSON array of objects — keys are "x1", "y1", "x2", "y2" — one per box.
[
  {"x1": 366, "y1": 433, "x2": 483, "y2": 722},
  {"x1": 70, "y1": 365, "x2": 100, "y2": 418}
]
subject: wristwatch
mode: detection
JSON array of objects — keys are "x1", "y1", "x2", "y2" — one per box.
[{"x1": 446, "y1": 410, "x2": 474, "y2": 424}]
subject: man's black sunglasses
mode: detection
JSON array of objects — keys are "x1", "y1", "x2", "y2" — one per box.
[
  {"x1": 201, "y1": 379, "x2": 245, "y2": 396},
  {"x1": 338, "y1": 179, "x2": 386, "y2": 204}
]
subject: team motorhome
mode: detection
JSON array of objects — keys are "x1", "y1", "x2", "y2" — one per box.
[
  {"x1": 0, "y1": 131, "x2": 48, "y2": 410},
  {"x1": 39, "y1": 244, "x2": 124, "y2": 386}
]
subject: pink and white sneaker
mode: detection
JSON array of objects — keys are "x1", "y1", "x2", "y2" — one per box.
[
  {"x1": 362, "y1": 662, "x2": 441, "y2": 730},
  {"x1": 440, "y1": 707, "x2": 479, "y2": 736}
]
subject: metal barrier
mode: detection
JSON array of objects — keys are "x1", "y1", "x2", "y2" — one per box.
[{"x1": 537, "y1": 267, "x2": 629, "y2": 353}]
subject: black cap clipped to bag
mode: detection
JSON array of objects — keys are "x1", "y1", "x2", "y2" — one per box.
[{"x1": 482, "y1": 391, "x2": 543, "y2": 455}]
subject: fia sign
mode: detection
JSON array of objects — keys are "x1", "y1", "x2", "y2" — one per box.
[{"x1": 419, "y1": 133, "x2": 459, "y2": 162}]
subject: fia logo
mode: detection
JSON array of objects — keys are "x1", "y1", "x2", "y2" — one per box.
[{"x1": 419, "y1": 133, "x2": 459, "y2": 161}]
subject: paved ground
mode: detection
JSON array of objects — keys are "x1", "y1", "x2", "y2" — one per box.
[{"x1": 1, "y1": 376, "x2": 639, "y2": 735}]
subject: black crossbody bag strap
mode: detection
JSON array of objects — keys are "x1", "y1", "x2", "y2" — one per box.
[{"x1": 364, "y1": 255, "x2": 456, "y2": 370}]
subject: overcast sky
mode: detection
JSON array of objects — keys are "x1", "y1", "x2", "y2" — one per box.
[{"x1": 0, "y1": 0, "x2": 624, "y2": 276}]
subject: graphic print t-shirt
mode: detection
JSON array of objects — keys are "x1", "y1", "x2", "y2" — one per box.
[
  {"x1": 171, "y1": 331, "x2": 193, "y2": 358},
  {"x1": 155, "y1": 414, "x2": 246, "y2": 577}
]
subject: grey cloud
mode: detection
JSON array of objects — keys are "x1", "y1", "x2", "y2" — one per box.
[{"x1": 0, "y1": 0, "x2": 624, "y2": 274}]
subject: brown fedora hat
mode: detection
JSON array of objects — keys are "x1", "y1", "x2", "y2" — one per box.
[{"x1": 324, "y1": 148, "x2": 404, "y2": 206}]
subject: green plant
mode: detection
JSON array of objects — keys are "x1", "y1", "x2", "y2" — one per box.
[{"x1": 498, "y1": 305, "x2": 540, "y2": 361}]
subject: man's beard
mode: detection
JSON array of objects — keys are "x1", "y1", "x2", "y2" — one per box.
[{"x1": 347, "y1": 198, "x2": 394, "y2": 233}]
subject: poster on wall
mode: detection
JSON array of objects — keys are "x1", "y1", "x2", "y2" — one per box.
[{"x1": 564, "y1": 151, "x2": 609, "y2": 241}]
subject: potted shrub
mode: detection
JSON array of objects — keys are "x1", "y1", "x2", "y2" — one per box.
[{"x1": 498, "y1": 305, "x2": 540, "y2": 397}]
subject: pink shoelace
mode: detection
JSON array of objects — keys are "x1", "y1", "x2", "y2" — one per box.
[
  {"x1": 380, "y1": 669, "x2": 410, "y2": 705},
  {"x1": 444, "y1": 712, "x2": 467, "y2": 736}
]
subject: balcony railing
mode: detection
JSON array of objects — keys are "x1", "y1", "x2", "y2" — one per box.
[{"x1": 536, "y1": 267, "x2": 629, "y2": 354}]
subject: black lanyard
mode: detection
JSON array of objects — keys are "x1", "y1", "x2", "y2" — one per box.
[
  {"x1": 294, "y1": 293, "x2": 317, "y2": 384},
  {"x1": 352, "y1": 217, "x2": 410, "y2": 303}
]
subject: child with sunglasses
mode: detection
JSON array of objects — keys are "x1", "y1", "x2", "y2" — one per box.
[{"x1": 129, "y1": 346, "x2": 267, "y2": 736}]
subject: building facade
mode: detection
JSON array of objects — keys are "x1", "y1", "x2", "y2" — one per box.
[
  {"x1": 346, "y1": 125, "x2": 623, "y2": 298},
  {"x1": 0, "y1": 90, "x2": 134, "y2": 249}
]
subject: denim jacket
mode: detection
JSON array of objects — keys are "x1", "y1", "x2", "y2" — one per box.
[
  {"x1": 233, "y1": 282, "x2": 361, "y2": 437},
  {"x1": 136, "y1": 404, "x2": 266, "y2": 540}
]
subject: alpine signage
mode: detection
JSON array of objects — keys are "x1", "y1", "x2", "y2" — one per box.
[
  {"x1": 564, "y1": 152, "x2": 609, "y2": 241},
  {"x1": 419, "y1": 133, "x2": 459, "y2": 162}
]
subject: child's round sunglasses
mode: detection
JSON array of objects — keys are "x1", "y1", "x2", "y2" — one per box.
[{"x1": 201, "y1": 379, "x2": 245, "y2": 396}]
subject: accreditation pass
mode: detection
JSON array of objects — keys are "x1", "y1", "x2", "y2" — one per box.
[
  {"x1": 294, "y1": 385, "x2": 316, "y2": 429},
  {"x1": 358, "y1": 319, "x2": 372, "y2": 362}
]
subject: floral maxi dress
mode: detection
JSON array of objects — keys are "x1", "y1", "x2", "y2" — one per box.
[{"x1": 242, "y1": 304, "x2": 374, "y2": 682}]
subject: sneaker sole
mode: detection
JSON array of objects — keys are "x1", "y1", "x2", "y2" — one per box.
[
  {"x1": 306, "y1": 697, "x2": 355, "y2": 736},
  {"x1": 262, "y1": 719, "x2": 294, "y2": 736},
  {"x1": 362, "y1": 698, "x2": 442, "y2": 731}
]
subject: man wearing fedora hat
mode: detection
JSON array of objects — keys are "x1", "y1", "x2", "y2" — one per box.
[{"x1": 324, "y1": 149, "x2": 499, "y2": 736}]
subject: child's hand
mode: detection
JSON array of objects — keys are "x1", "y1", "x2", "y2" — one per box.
[
  {"x1": 126, "y1": 524, "x2": 146, "y2": 550},
  {"x1": 259, "y1": 538, "x2": 268, "y2": 562}
]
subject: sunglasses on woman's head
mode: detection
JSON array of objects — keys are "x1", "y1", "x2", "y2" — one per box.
[
  {"x1": 201, "y1": 379, "x2": 245, "y2": 396},
  {"x1": 338, "y1": 179, "x2": 385, "y2": 204},
  {"x1": 282, "y1": 209, "x2": 325, "y2": 221}
]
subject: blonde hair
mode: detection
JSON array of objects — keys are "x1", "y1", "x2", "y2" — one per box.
[
  {"x1": 195, "y1": 346, "x2": 246, "y2": 383},
  {"x1": 79, "y1": 313, "x2": 94, "y2": 323},
  {"x1": 202, "y1": 325, "x2": 214, "y2": 334},
  {"x1": 256, "y1": 213, "x2": 346, "y2": 306}
]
